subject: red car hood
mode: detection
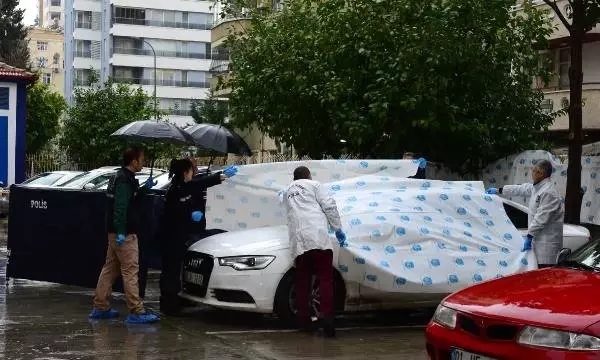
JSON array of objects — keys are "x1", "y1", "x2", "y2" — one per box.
[{"x1": 444, "y1": 268, "x2": 600, "y2": 332}]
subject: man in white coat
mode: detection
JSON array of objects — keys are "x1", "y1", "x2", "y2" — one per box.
[
  {"x1": 486, "y1": 160, "x2": 564, "y2": 268},
  {"x1": 281, "y1": 166, "x2": 346, "y2": 337}
]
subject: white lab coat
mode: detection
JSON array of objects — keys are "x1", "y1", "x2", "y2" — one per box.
[
  {"x1": 281, "y1": 179, "x2": 343, "y2": 259},
  {"x1": 503, "y1": 178, "x2": 564, "y2": 265}
]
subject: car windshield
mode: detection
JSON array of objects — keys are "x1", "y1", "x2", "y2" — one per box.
[
  {"x1": 22, "y1": 173, "x2": 67, "y2": 186},
  {"x1": 559, "y1": 239, "x2": 600, "y2": 271},
  {"x1": 59, "y1": 170, "x2": 115, "y2": 188}
]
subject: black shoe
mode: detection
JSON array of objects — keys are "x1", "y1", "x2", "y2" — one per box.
[{"x1": 319, "y1": 318, "x2": 336, "y2": 338}]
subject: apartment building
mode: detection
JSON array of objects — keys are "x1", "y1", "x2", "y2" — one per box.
[
  {"x1": 64, "y1": 0, "x2": 214, "y2": 126},
  {"x1": 39, "y1": 0, "x2": 65, "y2": 28},
  {"x1": 27, "y1": 27, "x2": 65, "y2": 96},
  {"x1": 526, "y1": 1, "x2": 600, "y2": 145}
]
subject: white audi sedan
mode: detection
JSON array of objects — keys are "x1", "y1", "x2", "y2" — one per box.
[{"x1": 180, "y1": 194, "x2": 590, "y2": 324}]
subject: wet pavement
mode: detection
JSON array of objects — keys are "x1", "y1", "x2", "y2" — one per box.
[{"x1": 0, "y1": 217, "x2": 429, "y2": 359}]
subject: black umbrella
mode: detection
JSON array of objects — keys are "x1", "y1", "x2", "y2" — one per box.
[
  {"x1": 184, "y1": 123, "x2": 252, "y2": 156},
  {"x1": 111, "y1": 120, "x2": 196, "y2": 177},
  {"x1": 110, "y1": 120, "x2": 195, "y2": 145}
]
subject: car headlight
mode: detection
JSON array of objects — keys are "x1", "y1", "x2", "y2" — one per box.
[
  {"x1": 218, "y1": 256, "x2": 275, "y2": 271},
  {"x1": 518, "y1": 326, "x2": 600, "y2": 350},
  {"x1": 432, "y1": 304, "x2": 457, "y2": 329}
]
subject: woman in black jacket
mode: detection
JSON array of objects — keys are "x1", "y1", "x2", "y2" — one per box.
[{"x1": 159, "y1": 158, "x2": 237, "y2": 315}]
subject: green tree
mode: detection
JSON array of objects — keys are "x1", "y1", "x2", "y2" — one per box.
[
  {"x1": 541, "y1": 0, "x2": 600, "y2": 224},
  {"x1": 226, "y1": 0, "x2": 555, "y2": 173},
  {"x1": 61, "y1": 76, "x2": 157, "y2": 168},
  {"x1": 0, "y1": 0, "x2": 30, "y2": 69},
  {"x1": 26, "y1": 82, "x2": 67, "y2": 154},
  {"x1": 191, "y1": 90, "x2": 228, "y2": 125}
]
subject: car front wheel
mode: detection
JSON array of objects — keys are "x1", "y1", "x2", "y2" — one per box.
[{"x1": 274, "y1": 269, "x2": 345, "y2": 325}]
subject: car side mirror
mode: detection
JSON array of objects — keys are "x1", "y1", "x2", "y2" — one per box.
[
  {"x1": 83, "y1": 183, "x2": 96, "y2": 190},
  {"x1": 557, "y1": 248, "x2": 571, "y2": 264}
]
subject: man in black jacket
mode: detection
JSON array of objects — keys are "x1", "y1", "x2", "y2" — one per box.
[{"x1": 89, "y1": 147, "x2": 160, "y2": 324}]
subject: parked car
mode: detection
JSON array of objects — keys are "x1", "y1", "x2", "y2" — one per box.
[
  {"x1": 179, "y1": 195, "x2": 591, "y2": 324},
  {"x1": 59, "y1": 167, "x2": 165, "y2": 190},
  {"x1": 426, "y1": 239, "x2": 600, "y2": 360},
  {"x1": 150, "y1": 166, "x2": 215, "y2": 191},
  {"x1": 21, "y1": 171, "x2": 84, "y2": 188}
]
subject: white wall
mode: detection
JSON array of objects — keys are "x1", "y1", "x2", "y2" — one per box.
[
  {"x1": 73, "y1": 58, "x2": 101, "y2": 69},
  {"x1": 110, "y1": 24, "x2": 211, "y2": 43},
  {"x1": 74, "y1": 0, "x2": 101, "y2": 12},
  {"x1": 137, "y1": 84, "x2": 209, "y2": 99},
  {"x1": 73, "y1": 29, "x2": 102, "y2": 41},
  {"x1": 111, "y1": 54, "x2": 211, "y2": 71}
]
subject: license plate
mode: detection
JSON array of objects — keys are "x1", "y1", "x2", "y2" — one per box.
[
  {"x1": 184, "y1": 272, "x2": 204, "y2": 285},
  {"x1": 451, "y1": 349, "x2": 495, "y2": 360}
]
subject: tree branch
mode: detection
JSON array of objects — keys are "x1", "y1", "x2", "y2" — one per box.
[{"x1": 542, "y1": 0, "x2": 572, "y2": 32}]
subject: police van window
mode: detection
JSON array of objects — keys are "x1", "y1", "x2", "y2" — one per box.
[{"x1": 503, "y1": 203, "x2": 529, "y2": 229}]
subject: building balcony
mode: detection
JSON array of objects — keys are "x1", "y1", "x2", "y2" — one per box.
[
  {"x1": 73, "y1": 50, "x2": 92, "y2": 58},
  {"x1": 112, "y1": 17, "x2": 212, "y2": 31},
  {"x1": 543, "y1": 85, "x2": 600, "y2": 131},
  {"x1": 161, "y1": 109, "x2": 193, "y2": 116},
  {"x1": 211, "y1": 18, "x2": 250, "y2": 48},
  {"x1": 209, "y1": 59, "x2": 229, "y2": 74},
  {"x1": 113, "y1": 77, "x2": 210, "y2": 88},
  {"x1": 112, "y1": 47, "x2": 210, "y2": 60}
]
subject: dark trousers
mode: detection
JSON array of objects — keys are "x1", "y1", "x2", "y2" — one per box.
[
  {"x1": 160, "y1": 229, "x2": 226, "y2": 313},
  {"x1": 295, "y1": 249, "x2": 334, "y2": 324}
]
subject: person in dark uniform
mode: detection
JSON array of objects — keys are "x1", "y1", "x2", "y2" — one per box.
[{"x1": 159, "y1": 158, "x2": 238, "y2": 315}]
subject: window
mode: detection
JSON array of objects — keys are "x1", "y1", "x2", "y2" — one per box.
[
  {"x1": 43, "y1": 73, "x2": 52, "y2": 84},
  {"x1": 541, "y1": 98, "x2": 553, "y2": 114},
  {"x1": 50, "y1": 12, "x2": 61, "y2": 20},
  {"x1": 50, "y1": 0, "x2": 61, "y2": 6},
  {"x1": 503, "y1": 203, "x2": 529, "y2": 229},
  {"x1": 0, "y1": 88, "x2": 8, "y2": 110},
  {"x1": 74, "y1": 69, "x2": 93, "y2": 86},
  {"x1": 37, "y1": 41, "x2": 48, "y2": 51},
  {"x1": 559, "y1": 48, "x2": 570, "y2": 90},
  {"x1": 37, "y1": 56, "x2": 48, "y2": 68},
  {"x1": 76, "y1": 11, "x2": 92, "y2": 29}
]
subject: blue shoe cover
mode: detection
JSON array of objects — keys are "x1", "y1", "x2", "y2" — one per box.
[
  {"x1": 125, "y1": 313, "x2": 160, "y2": 324},
  {"x1": 89, "y1": 308, "x2": 119, "y2": 319}
]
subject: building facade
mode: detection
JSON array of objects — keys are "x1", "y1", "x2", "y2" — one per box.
[
  {"x1": 527, "y1": 0, "x2": 600, "y2": 146},
  {"x1": 64, "y1": 0, "x2": 214, "y2": 127},
  {"x1": 27, "y1": 27, "x2": 65, "y2": 96},
  {"x1": 39, "y1": 0, "x2": 65, "y2": 28}
]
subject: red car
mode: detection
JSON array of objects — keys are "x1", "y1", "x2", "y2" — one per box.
[{"x1": 426, "y1": 241, "x2": 600, "y2": 360}]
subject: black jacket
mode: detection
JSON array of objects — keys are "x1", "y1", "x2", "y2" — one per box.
[
  {"x1": 106, "y1": 167, "x2": 140, "y2": 235},
  {"x1": 161, "y1": 172, "x2": 223, "y2": 244}
]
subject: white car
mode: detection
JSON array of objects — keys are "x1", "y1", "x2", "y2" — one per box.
[
  {"x1": 21, "y1": 171, "x2": 84, "y2": 187},
  {"x1": 59, "y1": 166, "x2": 165, "y2": 190},
  {"x1": 180, "y1": 198, "x2": 591, "y2": 323}
]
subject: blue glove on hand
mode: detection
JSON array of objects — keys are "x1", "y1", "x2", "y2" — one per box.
[
  {"x1": 522, "y1": 235, "x2": 533, "y2": 252},
  {"x1": 223, "y1": 166, "x2": 239, "y2": 178},
  {"x1": 485, "y1": 188, "x2": 498, "y2": 195},
  {"x1": 143, "y1": 177, "x2": 157, "y2": 188},
  {"x1": 116, "y1": 234, "x2": 126, "y2": 247},
  {"x1": 417, "y1": 158, "x2": 427, "y2": 169},
  {"x1": 191, "y1": 211, "x2": 204, "y2": 222},
  {"x1": 335, "y1": 229, "x2": 347, "y2": 247}
]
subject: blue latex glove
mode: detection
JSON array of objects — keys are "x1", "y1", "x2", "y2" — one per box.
[
  {"x1": 335, "y1": 229, "x2": 347, "y2": 247},
  {"x1": 223, "y1": 166, "x2": 239, "y2": 178},
  {"x1": 116, "y1": 234, "x2": 126, "y2": 247},
  {"x1": 143, "y1": 177, "x2": 157, "y2": 188},
  {"x1": 417, "y1": 158, "x2": 427, "y2": 169},
  {"x1": 191, "y1": 211, "x2": 204, "y2": 222},
  {"x1": 522, "y1": 235, "x2": 533, "y2": 252},
  {"x1": 485, "y1": 188, "x2": 498, "y2": 195}
]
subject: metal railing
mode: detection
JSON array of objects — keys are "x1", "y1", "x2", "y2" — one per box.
[
  {"x1": 210, "y1": 60, "x2": 230, "y2": 73},
  {"x1": 112, "y1": 47, "x2": 209, "y2": 59},
  {"x1": 75, "y1": 22, "x2": 92, "y2": 29},
  {"x1": 211, "y1": 51, "x2": 230, "y2": 61},
  {"x1": 73, "y1": 50, "x2": 92, "y2": 58},
  {"x1": 113, "y1": 77, "x2": 210, "y2": 88},
  {"x1": 162, "y1": 109, "x2": 193, "y2": 116},
  {"x1": 112, "y1": 17, "x2": 213, "y2": 30}
]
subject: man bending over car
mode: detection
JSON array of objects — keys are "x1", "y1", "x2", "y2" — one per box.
[
  {"x1": 486, "y1": 159, "x2": 564, "y2": 268},
  {"x1": 281, "y1": 166, "x2": 347, "y2": 337}
]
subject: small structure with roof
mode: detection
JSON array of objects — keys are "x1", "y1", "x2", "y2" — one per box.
[{"x1": 0, "y1": 62, "x2": 36, "y2": 186}]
